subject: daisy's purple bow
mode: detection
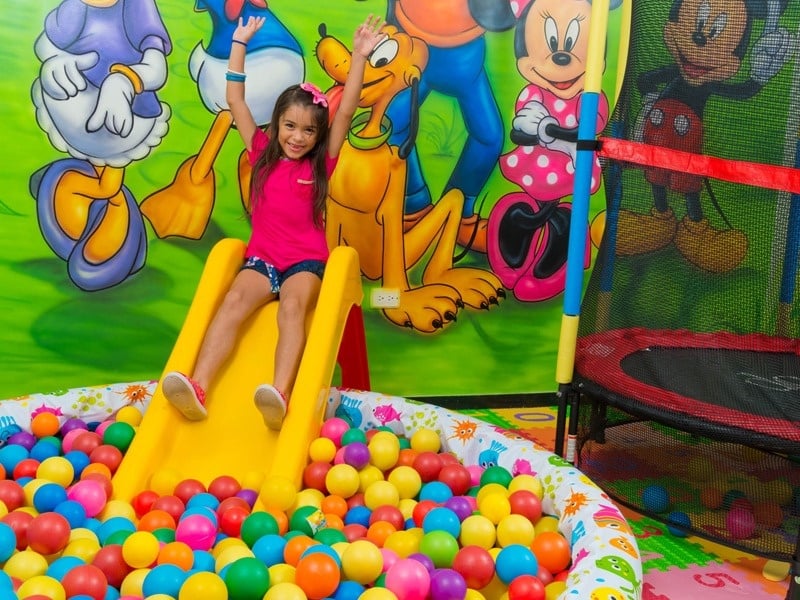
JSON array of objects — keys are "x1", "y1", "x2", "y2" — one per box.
[{"x1": 300, "y1": 82, "x2": 328, "y2": 107}]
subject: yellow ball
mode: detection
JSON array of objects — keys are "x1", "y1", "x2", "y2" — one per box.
[
  {"x1": 368, "y1": 432, "x2": 401, "y2": 471},
  {"x1": 260, "y1": 476, "x2": 298, "y2": 511},
  {"x1": 99, "y1": 499, "x2": 137, "y2": 521},
  {"x1": 410, "y1": 428, "x2": 441, "y2": 453},
  {"x1": 398, "y1": 498, "x2": 418, "y2": 520},
  {"x1": 496, "y1": 514, "x2": 536, "y2": 547},
  {"x1": 325, "y1": 464, "x2": 361, "y2": 498},
  {"x1": 535, "y1": 515, "x2": 560, "y2": 535},
  {"x1": 476, "y1": 483, "x2": 509, "y2": 505},
  {"x1": 215, "y1": 544, "x2": 254, "y2": 572},
  {"x1": 17, "y1": 575, "x2": 66, "y2": 600},
  {"x1": 364, "y1": 480, "x2": 400, "y2": 509},
  {"x1": 37, "y1": 457, "x2": 75, "y2": 487},
  {"x1": 342, "y1": 539, "x2": 384, "y2": 584},
  {"x1": 383, "y1": 530, "x2": 420, "y2": 558},
  {"x1": 545, "y1": 581, "x2": 568, "y2": 600},
  {"x1": 465, "y1": 589, "x2": 487, "y2": 600},
  {"x1": 269, "y1": 563, "x2": 297, "y2": 585},
  {"x1": 265, "y1": 582, "x2": 307, "y2": 600},
  {"x1": 63, "y1": 537, "x2": 101, "y2": 562},
  {"x1": 388, "y1": 466, "x2": 422, "y2": 500},
  {"x1": 115, "y1": 405, "x2": 144, "y2": 427},
  {"x1": 120, "y1": 568, "x2": 149, "y2": 596},
  {"x1": 459, "y1": 514, "x2": 497, "y2": 549},
  {"x1": 508, "y1": 474, "x2": 543, "y2": 498},
  {"x1": 359, "y1": 465, "x2": 385, "y2": 493},
  {"x1": 361, "y1": 588, "x2": 400, "y2": 599},
  {"x1": 4, "y1": 550, "x2": 49, "y2": 581},
  {"x1": 211, "y1": 537, "x2": 247, "y2": 559},
  {"x1": 292, "y1": 488, "x2": 324, "y2": 511},
  {"x1": 23, "y1": 478, "x2": 48, "y2": 507},
  {"x1": 68, "y1": 527, "x2": 99, "y2": 543},
  {"x1": 478, "y1": 492, "x2": 511, "y2": 525},
  {"x1": 309, "y1": 437, "x2": 337, "y2": 463},
  {"x1": 122, "y1": 531, "x2": 160, "y2": 569}
]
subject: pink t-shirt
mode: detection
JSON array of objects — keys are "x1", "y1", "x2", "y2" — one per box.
[{"x1": 245, "y1": 129, "x2": 338, "y2": 271}]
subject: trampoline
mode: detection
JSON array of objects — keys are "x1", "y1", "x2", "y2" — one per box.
[{"x1": 548, "y1": 0, "x2": 800, "y2": 597}]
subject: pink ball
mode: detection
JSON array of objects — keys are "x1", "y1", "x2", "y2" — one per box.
[
  {"x1": 333, "y1": 446, "x2": 347, "y2": 465},
  {"x1": 94, "y1": 420, "x2": 115, "y2": 438},
  {"x1": 175, "y1": 514, "x2": 217, "y2": 551},
  {"x1": 381, "y1": 547, "x2": 400, "y2": 573},
  {"x1": 67, "y1": 479, "x2": 107, "y2": 518},
  {"x1": 62, "y1": 429, "x2": 86, "y2": 453},
  {"x1": 320, "y1": 418, "x2": 350, "y2": 447},
  {"x1": 466, "y1": 465, "x2": 484, "y2": 487},
  {"x1": 726, "y1": 507, "x2": 756, "y2": 540},
  {"x1": 385, "y1": 558, "x2": 431, "y2": 600}
]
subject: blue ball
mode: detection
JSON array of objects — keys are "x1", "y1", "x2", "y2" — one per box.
[
  {"x1": 641, "y1": 484, "x2": 670, "y2": 513},
  {"x1": 0, "y1": 444, "x2": 29, "y2": 474},
  {"x1": 422, "y1": 507, "x2": 461, "y2": 538},
  {"x1": 333, "y1": 580, "x2": 366, "y2": 600},
  {"x1": 495, "y1": 544, "x2": 538, "y2": 584},
  {"x1": 63, "y1": 450, "x2": 91, "y2": 478},
  {"x1": 30, "y1": 439, "x2": 60, "y2": 462},
  {"x1": 47, "y1": 555, "x2": 85, "y2": 581},
  {"x1": 142, "y1": 563, "x2": 187, "y2": 598},
  {"x1": 33, "y1": 482, "x2": 68, "y2": 513},
  {"x1": 0, "y1": 523, "x2": 16, "y2": 563},
  {"x1": 419, "y1": 481, "x2": 453, "y2": 504},
  {"x1": 252, "y1": 533, "x2": 287, "y2": 567},
  {"x1": 666, "y1": 511, "x2": 692, "y2": 537},
  {"x1": 96, "y1": 516, "x2": 136, "y2": 545},
  {"x1": 192, "y1": 550, "x2": 216, "y2": 572},
  {"x1": 54, "y1": 499, "x2": 88, "y2": 528},
  {"x1": 186, "y1": 492, "x2": 220, "y2": 512},
  {"x1": 344, "y1": 505, "x2": 371, "y2": 527}
]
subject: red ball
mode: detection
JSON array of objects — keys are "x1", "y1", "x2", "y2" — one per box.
[
  {"x1": 342, "y1": 523, "x2": 368, "y2": 542},
  {"x1": 152, "y1": 494, "x2": 186, "y2": 522},
  {"x1": 452, "y1": 545, "x2": 496, "y2": 589},
  {"x1": 27, "y1": 513, "x2": 71, "y2": 555},
  {"x1": 437, "y1": 464, "x2": 472, "y2": 496},
  {"x1": 131, "y1": 490, "x2": 160, "y2": 518},
  {"x1": 346, "y1": 493, "x2": 366, "y2": 510},
  {"x1": 217, "y1": 496, "x2": 251, "y2": 516},
  {"x1": 2, "y1": 511, "x2": 34, "y2": 550},
  {"x1": 303, "y1": 461, "x2": 333, "y2": 493},
  {"x1": 438, "y1": 452, "x2": 461, "y2": 466},
  {"x1": 412, "y1": 499, "x2": 439, "y2": 528},
  {"x1": 208, "y1": 475, "x2": 241, "y2": 501},
  {"x1": 173, "y1": 479, "x2": 207, "y2": 505},
  {"x1": 412, "y1": 452, "x2": 443, "y2": 483},
  {"x1": 219, "y1": 505, "x2": 250, "y2": 537},
  {"x1": 62, "y1": 564, "x2": 109, "y2": 600},
  {"x1": 71, "y1": 431, "x2": 103, "y2": 455},
  {"x1": 0, "y1": 481, "x2": 25, "y2": 511},
  {"x1": 509, "y1": 490, "x2": 542, "y2": 522},
  {"x1": 91, "y1": 544, "x2": 132, "y2": 589},
  {"x1": 508, "y1": 574, "x2": 546, "y2": 600},
  {"x1": 369, "y1": 505, "x2": 405, "y2": 530},
  {"x1": 531, "y1": 531, "x2": 571, "y2": 574},
  {"x1": 13, "y1": 458, "x2": 40, "y2": 480},
  {"x1": 88, "y1": 445, "x2": 124, "y2": 474}
]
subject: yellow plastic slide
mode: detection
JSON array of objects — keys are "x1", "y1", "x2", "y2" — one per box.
[{"x1": 111, "y1": 238, "x2": 363, "y2": 504}]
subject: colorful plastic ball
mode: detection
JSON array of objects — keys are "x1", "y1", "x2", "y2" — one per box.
[
  {"x1": 368, "y1": 432, "x2": 401, "y2": 472},
  {"x1": 508, "y1": 574, "x2": 546, "y2": 600},
  {"x1": 370, "y1": 504, "x2": 405, "y2": 531},
  {"x1": 63, "y1": 450, "x2": 91, "y2": 479},
  {"x1": 46, "y1": 554, "x2": 84, "y2": 581},
  {"x1": 342, "y1": 539, "x2": 384, "y2": 584},
  {"x1": 726, "y1": 507, "x2": 757, "y2": 539},
  {"x1": 114, "y1": 405, "x2": 143, "y2": 427},
  {"x1": 452, "y1": 544, "x2": 495, "y2": 590},
  {"x1": 419, "y1": 481, "x2": 453, "y2": 504},
  {"x1": 422, "y1": 507, "x2": 461, "y2": 538},
  {"x1": 409, "y1": 428, "x2": 440, "y2": 453},
  {"x1": 32, "y1": 482, "x2": 68, "y2": 513},
  {"x1": 641, "y1": 484, "x2": 670, "y2": 513},
  {"x1": 71, "y1": 432, "x2": 103, "y2": 456},
  {"x1": 343, "y1": 442, "x2": 371, "y2": 470},
  {"x1": 385, "y1": 557, "x2": 431, "y2": 600},
  {"x1": 67, "y1": 479, "x2": 107, "y2": 518},
  {"x1": 496, "y1": 544, "x2": 538, "y2": 584},
  {"x1": 0, "y1": 522, "x2": 17, "y2": 562},
  {"x1": 31, "y1": 412, "x2": 61, "y2": 438},
  {"x1": 480, "y1": 465, "x2": 513, "y2": 488},
  {"x1": 4, "y1": 548, "x2": 49, "y2": 581},
  {"x1": 320, "y1": 418, "x2": 351, "y2": 446},
  {"x1": 208, "y1": 475, "x2": 241, "y2": 501},
  {"x1": 497, "y1": 514, "x2": 536, "y2": 547},
  {"x1": 186, "y1": 491, "x2": 221, "y2": 512},
  {"x1": 13, "y1": 457, "x2": 40, "y2": 480},
  {"x1": 122, "y1": 530, "x2": 160, "y2": 569},
  {"x1": 295, "y1": 551, "x2": 341, "y2": 599},
  {"x1": 342, "y1": 523, "x2": 368, "y2": 541},
  {"x1": 91, "y1": 544, "x2": 132, "y2": 589},
  {"x1": 168, "y1": 479, "x2": 204, "y2": 506},
  {"x1": 508, "y1": 474, "x2": 544, "y2": 498},
  {"x1": 152, "y1": 494, "x2": 186, "y2": 522},
  {"x1": 8, "y1": 431, "x2": 37, "y2": 450},
  {"x1": 666, "y1": 511, "x2": 692, "y2": 537},
  {"x1": 418, "y1": 530, "x2": 459, "y2": 568},
  {"x1": 530, "y1": 531, "x2": 571, "y2": 574},
  {"x1": 388, "y1": 465, "x2": 423, "y2": 500},
  {"x1": 509, "y1": 489, "x2": 543, "y2": 522},
  {"x1": 142, "y1": 563, "x2": 186, "y2": 598},
  {"x1": 429, "y1": 568, "x2": 467, "y2": 600},
  {"x1": 30, "y1": 440, "x2": 60, "y2": 462},
  {"x1": 27, "y1": 512, "x2": 72, "y2": 555},
  {"x1": 102, "y1": 422, "x2": 136, "y2": 452},
  {"x1": 178, "y1": 571, "x2": 228, "y2": 600},
  {"x1": 412, "y1": 452, "x2": 442, "y2": 483},
  {"x1": 0, "y1": 445, "x2": 29, "y2": 477},
  {"x1": 219, "y1": 504, "x2": 250, "y2": 537},
  {"x1": 458, "y1": 514, "x2": 496, "y2": 550},
  {"x1": 61, "y1": 564, "x2": 108, "y2": 600},
  {"x1": 437, "y1": 464, "x2": 472, "y2": 496},
  {"x1": 264, "y1": 582, "x2": 308, "y2": 600},
  {"x1": 239, "y1": 511, "x2": 280, "y2": 548},
  {"x1": 3, "y1": 509, "x2": 34, "y2": 550},
  {"x1": 478, "y1": 491, "x2": 511, "y2": 525},
  {"x1": 326, "y1": 464, "x2": 361, "y2": 499},
  {"x1": 175, "y1": 514, "x2": 217, "y2": 551},
  {"x1": 303, "y1": 461, "x2": 333, "y2": 493},
  {"x1": 333, "y1": 580, "x2": 367, "y2": 600},
  {"x1": 342, "y1": 428, "x2": 368, "y2": 446},
  {"x1": 443, "y1": 496, "x2": 473, "y2": 522}
]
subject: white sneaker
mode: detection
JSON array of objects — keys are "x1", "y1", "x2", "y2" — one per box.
[
  {"x1": 162, "y1": 372, "x2": 207, "y2": 421},
  {"x1": 254, "y1": 384, "x2": 288, "y2": 430}
]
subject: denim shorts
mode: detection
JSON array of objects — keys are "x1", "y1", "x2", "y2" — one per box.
[{"x1": 242, "y1": 256, "x2": 325, "y2": 294}]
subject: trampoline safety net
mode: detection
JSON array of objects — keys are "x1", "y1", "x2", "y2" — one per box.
[{"x1": 573, "y1": 0, "x2": 800, "y2": 563}]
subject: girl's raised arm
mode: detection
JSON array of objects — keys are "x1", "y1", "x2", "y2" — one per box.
[
  {"x1": 226, "y1": 17, "x2": 265, "y2": 152},
  {"x1": 327, "y1": 15, "x2": 386, "y2": 159}
]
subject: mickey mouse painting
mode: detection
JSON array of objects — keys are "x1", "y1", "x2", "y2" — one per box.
[{"x1": 617, "y1": 0, "x2": 792, "y2": 273}]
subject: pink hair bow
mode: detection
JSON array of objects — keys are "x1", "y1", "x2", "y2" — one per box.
[
  {"x1": 300, "y1": 82, "x2": 328, "y2": 108},
  {"x1": 510, "y1": 0, "x2": 533, "y2": 18}
]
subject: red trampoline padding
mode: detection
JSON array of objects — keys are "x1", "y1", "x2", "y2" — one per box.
[{"x1": 575, "y1": 328, "x2": 800, "y2": 445}]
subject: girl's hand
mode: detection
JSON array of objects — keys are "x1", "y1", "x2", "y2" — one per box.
[
  {"x1": 353, "y1": 14, "x2": 386, "y2": 58},
  {"x1": 233, "y1": 16, "x2": 266, "y2": 45}
]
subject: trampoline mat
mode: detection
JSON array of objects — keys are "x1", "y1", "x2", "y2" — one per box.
[{"x1": 575, "y1": 328, "x2": 800, "y2": 448}]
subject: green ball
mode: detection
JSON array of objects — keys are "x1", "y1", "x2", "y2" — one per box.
[
  {"x1": 240, "y1": 511, "x2": 280, "y2": 548},
  {"x1": 104, "y1": 529, "x2": 134, "y2": 546},
  {"x1": 398, "y1": 437, "x2": 411, "y2": 449},
  {"x1": 290, "y1": 505, "x2": 325, "y2": 537},
  {"x1": 103, "y1": 422, "x2": 136, "y2": 452},
  {"x1": 480, "y1": 465, "x2": 513, "y2": 488},
  {"x1": 314, "y1": 527, "x2": 347, "y2": 546},
  {"x1": 418, "y1": 530, "x2": 459, "y2": 568},
  {"x1": 152, "y1": 527, "x2": 176, "y2": 544},
  {"x1": 341, "y1": 428, "x2": 367, "y2": 445},
  {"x1": 224, "y1": 556, "x2": 270, "y2": 600}
]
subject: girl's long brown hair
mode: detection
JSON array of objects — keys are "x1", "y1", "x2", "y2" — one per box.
[{"x1": 249, "y1": 85, "x2": 330, "y2": 228}]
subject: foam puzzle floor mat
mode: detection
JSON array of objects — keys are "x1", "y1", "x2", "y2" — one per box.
[{"x1": 458, "y1": 406, "x2": 791, "y2": 599}]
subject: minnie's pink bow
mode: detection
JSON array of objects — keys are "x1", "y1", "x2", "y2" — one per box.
[
  {"x1": 300, "y1": 82, "x2": 328, "y2": 107},
  {"x1": 510, "y1": 0, "x2": 533, "y2": 18}
]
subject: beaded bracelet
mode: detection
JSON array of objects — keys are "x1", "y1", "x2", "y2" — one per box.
[
  {"x1": 232, "y1": 40, "x2": 247, "y2": 48},
  {"x1": 226, "y1": 70, "x2": 246, "y2": 82}
]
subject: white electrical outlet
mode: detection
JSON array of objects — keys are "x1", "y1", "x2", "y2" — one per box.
[{"x1": 370, "y1": 287, "x2": 401, "y2": 308}]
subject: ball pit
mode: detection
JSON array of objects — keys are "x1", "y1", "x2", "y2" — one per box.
[{"x1": 0, "y1": 382, "x2": 642, "y2": 599}]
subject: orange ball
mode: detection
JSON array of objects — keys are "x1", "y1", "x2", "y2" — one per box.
[
  {"x1": 323, "y1": 514, "x2": 345, "y2": 530},
  {"x1": 284, "y1": 535, "x2": 319, "y2": 566},
  {"x1": 366, "y1": 520, "x2": 396, "y2": 547},
  {"x1": 138, "y1": 509, "x2": 177, "y2": 532},
  {"x1": 267, "y1": 508, "x2": 289, "y2": 535},
  {"x1": 700, "y1": 487, "x2": 724, "y2": 510},
  {"x1": 396, "y1": 448, "x2": 419, "y2": 468},
  {"x1": 82, "y1": 463, "x2": 113, "y2": 481},
  {"x1": 157, "y1": 541, "x2": 194, "y2": 570},
  {"x1": 295, "y1": 552, "x2": 341, "y2": 600},
  {"x1": 321, "y1": 495, "x2": 348, "y2": 519},
  {"x1": 531, "y1": 531, "x2": 571, "y2": 574},
  {"x1": 31, "y1": 412, "x2": 60, "y2": 438}
]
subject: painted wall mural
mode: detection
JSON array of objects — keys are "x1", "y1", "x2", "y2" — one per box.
[{"x1": 0, "y1": 0, "x2": 624, "y2": 400}]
